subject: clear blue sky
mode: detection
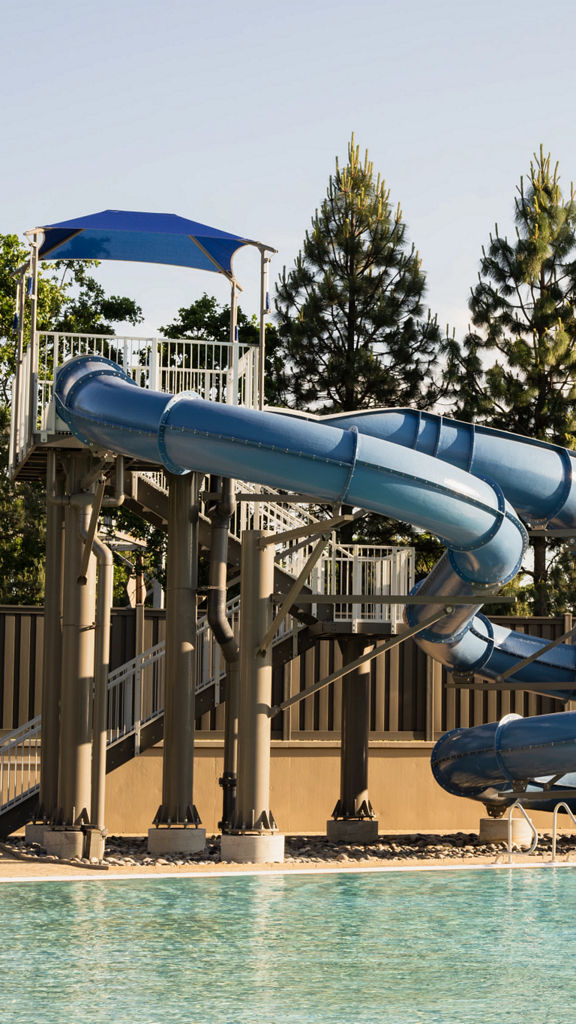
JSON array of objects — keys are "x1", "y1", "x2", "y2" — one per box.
[{"x1": 3, "y1": 0, "x2": 576, "y2": 335}]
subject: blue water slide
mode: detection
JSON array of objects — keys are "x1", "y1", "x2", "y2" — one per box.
[{"x1": 54, "y1": 356, "x2": 576, "y2": 812}]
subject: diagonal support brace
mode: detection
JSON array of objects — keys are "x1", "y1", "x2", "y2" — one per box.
[
  {"x1": 494, "y1": 621, "x2": 576, "y2": 684},
  {"x1": 257, "y1": 512, "x2": 359, "y2": 549},
  {"x1": 269, "y1": 606, "x2": 454, "y2": 717}
]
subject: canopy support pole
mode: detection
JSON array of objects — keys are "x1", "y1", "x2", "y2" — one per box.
[
  {"x1": 25, "y1": 231, "x2": 40, "y2": 434},
  {"x1": 258, "y1": 248, "x2": 270, "y2": 411},
  {"x1": 230, "y1": 280, "x2": 239, "y2": 405}
]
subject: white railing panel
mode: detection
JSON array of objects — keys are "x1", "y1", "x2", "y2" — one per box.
[
  {"x1": 107, "y1": 642, "x2": 166, "y2": 744},
  {"x1": 0, "y1": 716, "x2": 41, "y2": 812},
  {"x1": 12, "y1": 331, "x2": 260, "y2": 463}
]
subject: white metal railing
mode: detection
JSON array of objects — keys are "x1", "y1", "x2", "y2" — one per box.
[
  {"x1": 318, "y1": 544, "x2": 415, "y2": 629},
  {"x1": 11, "y1": 331, "x2": 260, "y2": 470},
  {"x1": 551, "y1": 801, "x2": 576, "y2": 863},
  {"x1": 506, "y1": 800, "x2": 539, "y2": 862},
  {"x1": 0, "y1": 716, "x2": 42, "y2": 813},
  {"x1": 132, "y1": 474, "x2": 414, "y2": 630},
  {"x1": 107, "y1": 642, "x2": 166, "y2": 747},
  {"x1": 231, "y1": 481, "x2": 322, "y2": 540}
]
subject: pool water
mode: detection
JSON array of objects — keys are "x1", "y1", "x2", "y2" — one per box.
[{"x1": 1, "y1": 867, "x2": 576, "y2": 1023}]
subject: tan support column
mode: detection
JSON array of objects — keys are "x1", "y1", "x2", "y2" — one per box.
[
  {"x1": 148, "y1": 472, "x2": 205, "y2": 855},
  {"x1": 327, "y1": 636, "x2": 379, "y2": 843},
  {"x1": 221, "y1": 530, "x2": 284, "y2": 864},
  {"x1": 28, "y1": 455, "x2": 65, "y2": 844},
  {"x1": 44, "y1": 453, "x2": 97, "y2": 860}
]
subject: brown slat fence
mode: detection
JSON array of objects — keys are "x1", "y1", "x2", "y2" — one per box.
[{"x1": 0, "y1": 608, "x2": 571, "y2": 741}]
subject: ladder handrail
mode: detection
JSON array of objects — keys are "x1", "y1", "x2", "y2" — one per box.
[
  {"x1": 551, "y1": 801, "x2": 576, "y2": 862},
  {"x1": 507, "y1": 800, "x2": 539, "y2": 862}
]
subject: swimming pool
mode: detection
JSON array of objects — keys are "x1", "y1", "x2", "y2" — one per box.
[{"x1": 1, "y1": 867, "x2": 575, "y2": 1023}]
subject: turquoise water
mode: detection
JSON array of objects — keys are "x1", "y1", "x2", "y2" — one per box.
[{"x1": 1, "y1": 868, "x2": 576, "y2": 1023}]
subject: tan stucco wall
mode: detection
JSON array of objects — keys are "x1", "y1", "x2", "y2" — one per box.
[{"x1": 106, "y1": 740, "x2": 519, "y2": 836}]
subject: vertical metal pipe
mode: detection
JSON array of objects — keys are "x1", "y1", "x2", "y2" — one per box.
[
  {"x1": 258, "y1": 249, "x2": 268, "y2": 411},
  {"x1": 11, "y1": 269, "x2": 27, "y2": 469},
  {"x1": 230, "y1": 281, "x2": 239, "y2": 406},
  {"x1": 39, "y1": 452, "x2": 65, "y2": 820},
  {"x1": 206, "y1": 477, "x2": 239, "y2": 829},
  {"x1": 57, "y1": 453, "x2": 97, "y2": 824},
  {"x1": 233, "y1": 530, "x2": 276, "y2": 830},
  {"x1": 89, "y1": 535, "x2": 113, "y2": 831},
  {"x1": 337, "y1": 637, "x2": 374, "y2": 819},
  {"x1": 26, "y1": 233, "x2": 39, "y2": 434},
  {"x1": 160, "y1": 471, "x2": 199, "y2": 822},
  {"x1": 134, "y1": 578, "x2": 145, "y2": 756}
]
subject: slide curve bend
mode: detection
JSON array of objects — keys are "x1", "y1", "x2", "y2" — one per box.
[{"x1": 54, "y1": 356, "x2": 576, "y2": 813}]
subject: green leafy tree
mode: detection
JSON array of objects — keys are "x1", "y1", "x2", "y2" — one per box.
[
  {"x1": 444, "y1": 148, "x2": 576, "y2": 614},
  {"x1": 160, "y1": 292, "x2": 286, "y2": 406},
  {"x1": 0, "y1": 233, "x2": 143, "y2": 603},
  {"x1": 275, "y1": 135, "x2": 444, "y2": 414}
]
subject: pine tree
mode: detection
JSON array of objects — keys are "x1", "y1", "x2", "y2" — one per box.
[
  {"x1": 444, "y1": 148, "x2": 576, "y2": 614},
  {"x1": 275, "y1": 135, "x2": 443, "y2": 413}
]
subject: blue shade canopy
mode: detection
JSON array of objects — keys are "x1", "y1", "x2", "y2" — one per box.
[{"x1": 35, "y1": 209, "x2": 271, "y2": 279}]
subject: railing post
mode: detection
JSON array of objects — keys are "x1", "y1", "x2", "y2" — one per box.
[
  {"x1": 230, "y1": 281, "x2": 239, "y2": 406},
  {"x1": 26, "y1": 233, "x2": 40, "y2": 440},
  {"x1": 149, "y1": 339, "x2": 160, "y2": 392}
]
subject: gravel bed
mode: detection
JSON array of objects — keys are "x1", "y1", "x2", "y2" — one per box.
[{"x1": 3, "y1": 830, "x2": 576, "y2": 868}]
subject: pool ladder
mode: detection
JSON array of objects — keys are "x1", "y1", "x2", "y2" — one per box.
[
  {"x1": 505, "y1": 800, "x2": 539, "y2": 862},
  {"x1": 505, "y1": 800, "x2": 576, "y2": 863},
  {"x1": 551, "y1": 802, "x2": 576, "y2": 863}
]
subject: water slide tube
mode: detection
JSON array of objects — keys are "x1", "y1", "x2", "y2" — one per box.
[{"x1": 54, "y1": 356, "x2": 576, "y2": 812}]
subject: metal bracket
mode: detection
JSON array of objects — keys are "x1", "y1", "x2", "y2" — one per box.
[
  {"x1": 77, "y1": 476, "x2": 106, "y2": 585},
  {"x1": 258, "y1": 533, "x2": 331, "y2": 655}
]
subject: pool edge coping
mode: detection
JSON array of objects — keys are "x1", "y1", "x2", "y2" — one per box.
[{"x1": 0, "y1": 859, "x2": 575, "y2": 883}]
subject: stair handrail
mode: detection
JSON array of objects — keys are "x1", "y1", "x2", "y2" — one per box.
[{"x1": 551, "y1": 801, "x2": 576, "y2": 863}]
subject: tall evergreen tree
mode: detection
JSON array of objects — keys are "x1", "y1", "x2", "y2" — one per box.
[
  {"x1": 444, "y1": 148, "x2": 576, "y2": 614},
  {"x1": 275, "y1": 135, "x2": 443, "y2": 413}
]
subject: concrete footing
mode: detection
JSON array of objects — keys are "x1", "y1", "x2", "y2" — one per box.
[
  {"x1": 83, "y1": 829, "x2": 106, "y2": 861},
  {"x1": 147, "y1": 826, "x2": 206, "y2": 855},
  {"x1": 326, "y1": 819, "x2": 379, "y2": 843},
  {"x1": 479, "y1": 815, "x2": 533, "y2": 849},
  {"x1": 26, "y1": 825, "x2": 107, "y2": 860},
  {"x1": 25, "y1": 823, "x2": 48, "y2": 846},
  {"x1": 43, "y1": 827, "x2": 85, "y2": 860},
  {"x1": 220, "y1": 832, "x2": 285, "y2": 864}
]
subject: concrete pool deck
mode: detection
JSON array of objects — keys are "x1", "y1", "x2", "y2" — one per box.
[{"x1": 2, "y1": 832, "x2": 576, "y2": 880}]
